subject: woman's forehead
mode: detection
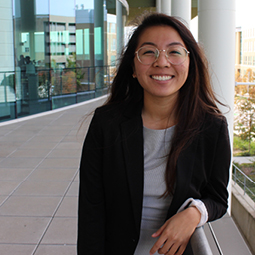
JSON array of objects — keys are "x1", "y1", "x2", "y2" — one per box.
[{"x1": 137, "y1": 25, "x2": 185, "y2": 48}]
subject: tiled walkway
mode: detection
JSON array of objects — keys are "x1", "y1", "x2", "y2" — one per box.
[{"x1": 0, "y1": 96, "x2": 107, "y2": 255}]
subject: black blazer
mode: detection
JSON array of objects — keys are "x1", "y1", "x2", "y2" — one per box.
[{"x1": 77, "y1": 101, "x2": 231, "y2": 255}]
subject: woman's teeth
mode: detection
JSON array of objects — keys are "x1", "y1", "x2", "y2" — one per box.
[{"x1": 151, "y1": 75, "x2": 173, "y2": 81}]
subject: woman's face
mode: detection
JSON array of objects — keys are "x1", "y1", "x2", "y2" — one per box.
[{"x1": 133, "y1": 25, "x2": 190, "y2": 102}]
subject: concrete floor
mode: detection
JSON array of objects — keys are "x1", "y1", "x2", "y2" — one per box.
[
  {"x1": 0, "y1": 95, "x2": 253, "y2": 255},
  {"x1": 0, "y1": 96, "x2": 106, "y2": 255}
]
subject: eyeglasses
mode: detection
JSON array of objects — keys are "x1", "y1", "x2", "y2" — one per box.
[{"x1": 135, "y1": 45, "x2": 190, "y2": 66}]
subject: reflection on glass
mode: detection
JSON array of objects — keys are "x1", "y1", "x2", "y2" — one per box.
[
  {"x1": 84, "y1": 28, "x2": 90, "y2": 60},
  {"x1": 13, "y1": 0, "x2": 49, "y2": 117},
  {"x1": 1, "y1": 0, "x2": 127, "y2": 122}
]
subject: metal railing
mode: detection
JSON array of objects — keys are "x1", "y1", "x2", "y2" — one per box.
[
  {"x1": 189, "y1": 162, "x2": 255, "y2": 255},
  {"x1": 0, "y1": 65, "x2": 115, "y2": 122},
  {"x1": 232, "y1": 163, "x2": 255, "y2": 203},
  {"x1": 191, "y1": 226, "x2": 214, "y2": 255}
]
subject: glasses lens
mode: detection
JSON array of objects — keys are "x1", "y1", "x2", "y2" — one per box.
[
  {"x1": 137, "y1": 46, "x2": 158, "y2": 65},
  {"x1": 166, "y1": 46, "x2": 188, "y2": 65}
]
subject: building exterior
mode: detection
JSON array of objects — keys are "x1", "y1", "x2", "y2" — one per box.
[
  {"x1": 0, "y1": 0, "x2": 128, "y2": 121},
  {"x1": 235, "y1": 26, "x2": 255, "y2": 84}
]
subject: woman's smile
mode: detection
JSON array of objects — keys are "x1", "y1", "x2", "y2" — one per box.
[{"x1": 151, "y1": 75, "x2": 174, "y2": 81}]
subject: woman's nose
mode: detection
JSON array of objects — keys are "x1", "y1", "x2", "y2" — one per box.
[{"x1": 153, "y1": 50, "x2": 171, "y2": 67}]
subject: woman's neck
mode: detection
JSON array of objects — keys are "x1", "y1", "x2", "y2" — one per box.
[{"x1": 142, "y1": 95, "x2": 178, "y2": 130}]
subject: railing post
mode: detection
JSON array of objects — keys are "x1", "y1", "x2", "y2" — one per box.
[
  {"x1": 233, "y1": 165, "x2": 236, "y2": 183},
  {"x1": 88, "y1": 67, "x2": 90, "y2": 91},
  {"x1": 14, "y1": 72, "x2": 17, "y2": 118},
  {"x1": 75, "y1": 67, "x2": 78, "y2": 103},
  {"x1": 244, "y1": 176, "x2": 246, "y2": 195},
  {"x1": 48, "y1": 69, "x2": 52, "y2": 110},
  {"x1": 60, "y1": 69, "x2": 63, "y2": 95},
  {"x1": 4, "y1": 73, "x2": 7, "y2": 103}
]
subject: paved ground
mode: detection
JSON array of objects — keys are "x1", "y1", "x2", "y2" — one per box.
[
  {"x1": 0, "y1": 96, "x2": 106, "y2": 255},
  {"x1": 233, "y1": 156, "x2": 255, "y2": 164}
]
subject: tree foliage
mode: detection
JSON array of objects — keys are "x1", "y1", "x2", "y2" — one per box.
[
  {"x1": 234, "y1": 96, "x2": 255, "y2": 153},
  {"x1": 65, "y1": 53, "x2": 85, "y2": 92}
]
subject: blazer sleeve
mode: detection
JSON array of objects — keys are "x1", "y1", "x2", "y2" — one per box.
[
  {"x1": 77, "y1": 110, "x2": 105, "y2": 255},
  {"x1": 200, "y1": 117, "x2": 231, "y2": 221}
]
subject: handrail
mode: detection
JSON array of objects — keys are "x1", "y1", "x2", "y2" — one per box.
[
  {"x1": 235, "y1": 82, "x2": 255, "y2": 85},
  {"x1": 190, "y1": 226, "x2": 213, "y2": 255},
  {"x1": 207, "y1": 222, "x2": 224, "y2": 255},
  {"x1": 232, "y1": 163, "x2": 255, "y2": 202},
  {"x1": 0, "y1": 70, "x2": 15, "y2": 74},
  {"x1": 0, "y1": 65, "x2": 116, "y2": 74}
]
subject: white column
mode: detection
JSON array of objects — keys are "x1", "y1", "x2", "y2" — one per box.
[
  {"x1": 0, "y1": 0, "x2": 16, "y2": 118},
  {"x1": 116, "y1": 0, "x2": 123, "y2": 59},
  {"x1": 0, "y1": 0, "x2": 14, "y2": 73},
  {"x1": 156, "y1": 0, "x2": 161, "y2": 12},
  {"x1": 171, "y1": 0, "x2": 191, "y2": 27},
  {"x1": 161, "y1": 0, "x2": 171, "y2": 15},
  {"x1": 198, "y1": 0, "x2": 235, "y2": 213}
]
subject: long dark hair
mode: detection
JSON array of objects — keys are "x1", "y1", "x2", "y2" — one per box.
[{"x1": 106, "y1": 12, "x2": 224, "y2": 196}]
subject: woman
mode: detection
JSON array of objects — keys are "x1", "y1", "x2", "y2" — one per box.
[{"x1": 77, "y1": 13, "x2": 231, "y2": 255}]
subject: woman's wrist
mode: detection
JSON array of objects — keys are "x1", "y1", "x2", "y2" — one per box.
[
  {"x1": 185, "y1": 206, "x2": 201, "y2": 226},
  {"x1": 177, "y1": 198, "x2": 208, "y2": 227}
]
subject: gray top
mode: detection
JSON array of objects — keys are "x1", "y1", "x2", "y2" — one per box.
[{"x1": 134, "y1": 126, "x2": 175, "y2": 255}]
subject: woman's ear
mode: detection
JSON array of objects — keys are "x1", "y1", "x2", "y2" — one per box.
[
  {"x1": 132, "y1": 68, "x2": 137, "y2": 78},
  {"x1": 132, "y1": 63, "x2": 137, "y2": 78}
]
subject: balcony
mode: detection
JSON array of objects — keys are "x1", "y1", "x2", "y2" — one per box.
[{"x1": 0, "y1": 96, "x2": 254, "y2": 254}]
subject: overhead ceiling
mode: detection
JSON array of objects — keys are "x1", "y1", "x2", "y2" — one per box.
[{"x1": 125, "y1": 0, "x2": 198, "y2": 24}]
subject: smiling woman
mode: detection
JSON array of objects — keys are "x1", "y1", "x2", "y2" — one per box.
[{"x1": 78, "y1": 12, "x2": 231, "y2": 255}]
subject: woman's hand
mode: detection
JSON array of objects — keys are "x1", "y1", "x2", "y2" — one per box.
[{"x1": 149, "y1": 207, "x2": 201, "y2": 255}]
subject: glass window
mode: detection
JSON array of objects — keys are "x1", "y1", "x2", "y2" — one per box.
[
  {"x1": 76, "y1": 29, "x2": 83, "y2": 55},
  {"x1": 94, "y1": 27, "x2": 102, "y2": 55},
  {"x1": 84, "y1": 28, "x2": 90, "y2": 60},
  {"x1": 6, "y1": 0, "x2": 127, "y2": 121},
  {"x1": 13, "y1": 0, "x2": 50, "y2": 117}
]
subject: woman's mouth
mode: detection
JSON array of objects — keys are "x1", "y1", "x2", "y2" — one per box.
[{"x1": 151, "y1": 75, "x2": 173, "y2": 81}]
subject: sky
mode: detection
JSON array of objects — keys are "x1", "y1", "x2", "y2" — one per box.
[
  {"x1": 35, "y1": 0, "x2": 93, "y2": 16},
  {"x1": 236, "y1": 0, "x2": 255, "y2": 27}
]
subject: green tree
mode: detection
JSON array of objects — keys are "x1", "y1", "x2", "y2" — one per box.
[
  {"x1": 234, "y1": 96, "x2": 255, "y2": 154},
  {"x1": 66, "y1": 53, "x2": 85, "y2": 92}
]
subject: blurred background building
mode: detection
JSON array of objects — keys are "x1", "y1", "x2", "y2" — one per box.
[{"x1": 0, "y1": 0, "x2": 128, "y2": 120}]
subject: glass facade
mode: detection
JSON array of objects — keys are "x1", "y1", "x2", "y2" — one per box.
[{"x1": 0, "y1": 0, "x2": 127, "y2": 122}]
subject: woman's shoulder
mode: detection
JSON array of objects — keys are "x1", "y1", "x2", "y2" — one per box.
[
  {"x1": 203, "y1": 112, "x2": 228, "y2": 127},
  {"x1": 94, "y1": 102, "x2": 127, "y2": 118},
  {"x1": 94, "y1": 100, "x2": 142, "y2": 119},
  {"x1": 201, "y1": 112, "x2": 229, "y2": 137}
]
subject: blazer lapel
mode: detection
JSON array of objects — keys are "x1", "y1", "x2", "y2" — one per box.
[{"x1": 120, "y1": 115, "x2": 144, "y2": 235}]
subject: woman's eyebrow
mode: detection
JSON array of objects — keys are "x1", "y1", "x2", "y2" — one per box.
[
  {"x1": 139, "y1": 42, "x2": 156, "y2": 47},
  {"x1": 167, "y1": 42, "x2": 185, "y2": 47},
  {"x1": 139, "y1": 41, "x2": 185, "y2": 48}
]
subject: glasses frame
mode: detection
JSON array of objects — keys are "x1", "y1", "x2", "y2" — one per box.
[{"x1": 135, "y1": 45, "x2": 190, "y2": 66}]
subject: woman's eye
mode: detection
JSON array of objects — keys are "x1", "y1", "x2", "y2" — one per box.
[
  {"x1": 143, "y1": 50, "x2": 156, "y2": 55},
  {"x1": 169, "y1": 50, "x2": 181, "y2": 55}
]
